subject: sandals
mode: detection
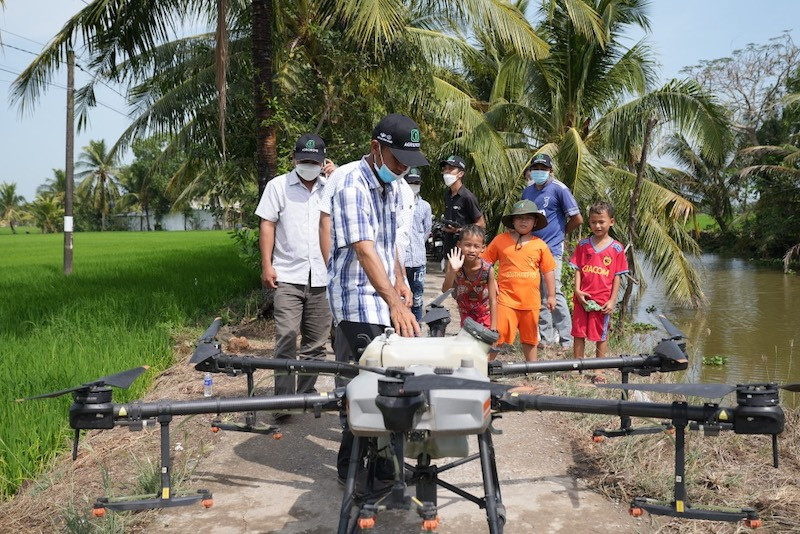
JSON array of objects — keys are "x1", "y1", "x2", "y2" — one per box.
[{"x1": 590, "y1": 374, "x2": 607, "y2": 384}]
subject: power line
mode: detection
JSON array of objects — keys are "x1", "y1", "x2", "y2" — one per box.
[
  {"x1": 3, "y1": 37, "x2": 128, "y2": 99},
  {"x1": 0, "y1": 29, "x2": 47, "y2": 47},
  {"x1": 0, "y1": 65, "x2": 129, "y2": 118}
]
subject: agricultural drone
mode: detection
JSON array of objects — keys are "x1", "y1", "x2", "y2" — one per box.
[{"x1": 19, "y1": 307, "x2": 790, "y2": 533}]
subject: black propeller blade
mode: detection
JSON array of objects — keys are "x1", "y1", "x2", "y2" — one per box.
[
  {"x1": 657, "y1": 314, "x2": 686, "y2": 339},
  {"x1": 199, "y1": 317, "x2": 222, "y2": 343},
  {"x1": 653, "y1": 339, "x2": 689, "y2": 363},
  {"x1": 16, "y1": 366, "x2": 149, "y2": 402},
  {"x1": 402, "y1": 374, "x2": 514, "y2": 396},
  {"x1": 598, "y1": 381, "x2": 800, "y2": 399},
  {"x1": 420, "y1": 307, "x2": 450, "y2": 324},
  {"x1": 189, "y1": 340, "x2": 223, "y2": 365}
]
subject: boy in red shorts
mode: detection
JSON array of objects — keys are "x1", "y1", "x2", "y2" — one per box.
[
  {"x1": 569, "y1": 201, "x2": 629, "y2": 376},
  {"x1": 483, "y1": 200, "x2": 556, "y2": 361}
]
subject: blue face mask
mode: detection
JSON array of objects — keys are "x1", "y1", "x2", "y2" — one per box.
[
  {"x1": 528, "y1": 169, "x2": 550, "y2": 186},
  {"x1": 375, "y1": 147, "x2": 409, "y2": 184}
]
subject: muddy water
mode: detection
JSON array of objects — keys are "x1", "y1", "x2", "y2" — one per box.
[{"x1": 631, "y1": 254, "x2": 800, "y2": 389}]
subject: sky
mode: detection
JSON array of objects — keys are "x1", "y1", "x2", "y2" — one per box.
[{"x1": 1, "y1": 1, "x2": 799, "y2": 202}]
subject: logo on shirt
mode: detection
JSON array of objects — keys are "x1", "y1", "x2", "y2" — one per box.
[
  {"x1": 603, "y1": 256, "x2": 612, "y2": 266},
  {"x1": 541, "y1": 196, "x2": 550, "y2": 208},
  {"x1": 583, "y1": 265, "x2": 610, "y2": 277}
]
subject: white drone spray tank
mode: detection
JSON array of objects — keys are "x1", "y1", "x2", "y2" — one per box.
[{"x1": 346, "y1": 318, "x2": 499, "y2": 458}]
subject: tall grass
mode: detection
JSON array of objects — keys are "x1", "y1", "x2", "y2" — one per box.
[{"x1": 0, "y1": 231, "x2": 257, "y2": 498}]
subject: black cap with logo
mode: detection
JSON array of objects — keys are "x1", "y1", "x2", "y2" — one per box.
[
  {"x1": 439, "y1": 155, "x2": 466, "y2": 172},
  {"x1": 294, "y1": 133, "x2": 326, "y2": 163},
  {"x1": 528, "y1": 153, "x2": 553, "y2": 169},
  {"x1": 372, "y1": 114, "x2": 429, "y2": 167},
  {"x1": 405, "y1": 167, "x2": 422, "y2": 184}
]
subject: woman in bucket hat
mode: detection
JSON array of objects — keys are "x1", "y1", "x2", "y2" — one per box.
[{"x1": 482, "y1": 200, "x2": 556, "y2": 361}]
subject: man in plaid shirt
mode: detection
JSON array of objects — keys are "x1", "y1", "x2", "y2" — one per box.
[{"x1": 324, "y1": 113, "x2": 428, "y2": 482}]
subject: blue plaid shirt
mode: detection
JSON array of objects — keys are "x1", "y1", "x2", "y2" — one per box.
[{"x1": 328, "y1": 157, "x2": 400, "y2": 325}]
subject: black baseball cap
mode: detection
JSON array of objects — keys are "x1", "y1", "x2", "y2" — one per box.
[
  {"x1": 528, "y1": 153, "x2": 553, "y2": 169},
  {"x1": 439, "y1": 155, "x2": 466, "y2": 172},
  {"x1": 372, "y1": 114, "x2": 429, "y2": 167},
  {"x1": 294, "y1": 133, "x2": 326, "y2": 163},
  {"x1": 406, "y1": 167, "x2": 422, "y2": 184}
]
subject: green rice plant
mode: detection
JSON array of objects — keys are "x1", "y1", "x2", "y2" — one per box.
[{"x1": 0, "y1": 231, "x2": 258, "y2": 498}]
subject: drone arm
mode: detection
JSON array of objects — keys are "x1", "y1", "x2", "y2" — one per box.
[
  {"x1": 489, "y1": 352, "x2": 687, "y2": 377},
  {"x1": 497, "y1": 393, "x2": 784, "y2": 437},
  {"x1": 114, "y1": 392, "x2": 340, "y2": 421},
  {"x1": 207, "y1": 356, "x2": 362, "y2": 379}
]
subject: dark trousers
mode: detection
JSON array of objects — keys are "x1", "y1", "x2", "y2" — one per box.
[
  {"x1": 405, "y1": 265, "x2": 426, "y2": 321},
  {"x1": 272, "y1": 281, "x2": 332, "y2": 396},
  {"x1": 334, "y1": 321, "x2": 393, "y2": 479}
]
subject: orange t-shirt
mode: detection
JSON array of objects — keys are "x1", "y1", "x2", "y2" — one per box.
[{"x1": 482, "y1": 232, "x2": 556, "y2": 310}]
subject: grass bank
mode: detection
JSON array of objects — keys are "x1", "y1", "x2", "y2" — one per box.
[
  {"x1": 0, "y1": 231, "x2": 257, "y2": 498},
  {"x1": 546, "y1": 332, "x2": 800, "y2": 533}
]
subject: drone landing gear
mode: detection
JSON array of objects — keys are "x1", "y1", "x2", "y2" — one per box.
[
  {"x1": 593, "y1": 370, "x2": 673, "y2": 441},
  {"x1": 92, "y1": 415, "x2": 212, "y2": 516},
  {"x1": 630, "y1": 405, "x2": 761, "y2": 528},
  {"x1": 339, "y1": 429, "x2": 506, "y2": 533},
  {"x1": 209, "y1": 370, "x2": 279, "y2": 436}
]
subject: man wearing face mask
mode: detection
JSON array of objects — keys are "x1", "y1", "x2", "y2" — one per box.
[
  {"x1": 325, "y1": 113, "x2": 426, "y2": 482},
  {"x1": 255, "y1": 133, "x2": 335, "y2": 420},
  {"x1": 441, "y1": 155, "x2": 485, "y2": 269},
  {"x1": 521, "y1": 153, "x2": 583, "y2": 351},
  {"x1": 404, "y1": 168, "x2": 432, "y2": 321}
]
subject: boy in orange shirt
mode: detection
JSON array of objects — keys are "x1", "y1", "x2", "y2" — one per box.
[{"x1": 483, "y1": 200, "x2": 556, "y2": 361}]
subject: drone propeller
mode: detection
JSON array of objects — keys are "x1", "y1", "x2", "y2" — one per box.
[
  {"x1": 199, "y1": 317, "x2": 222, "y2": 343},
  {"x1": 402, "y1": 373, "x2": 516, "y2": 397},
  {"x1": 16, "y1": 366, "x2": 149, "y2": 402},
  {"x1": 598, "y1": 381, "x2": 800, "y2": 399},
  {"x1": 656, "y1": 314, "x2": 686, "y2": 339}
]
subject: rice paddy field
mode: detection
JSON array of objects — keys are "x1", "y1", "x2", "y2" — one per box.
[{"x1": 0, "y1": 230, "x2": 258, "y2": 498}]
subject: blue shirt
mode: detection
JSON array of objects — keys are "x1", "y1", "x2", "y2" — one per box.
[
  {"x1": 328, "y1": 157, "x2": 400, "y2": 325},
  {"x1": 405, "y1": 196, "x2": 432, "y2": 268},
  {"x1": 521, "y1": 178, "x2": 580, "y2": 257}
]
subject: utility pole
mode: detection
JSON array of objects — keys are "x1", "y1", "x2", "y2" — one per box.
[{"x1": 64, "y1": 50, "x2": 75, "y2": 275}]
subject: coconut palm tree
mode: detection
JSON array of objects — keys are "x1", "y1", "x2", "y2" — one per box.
[
  {"x1": 660, "y1": 134, "x2": 739, "y2": 233},
  {"x1": 36, "y1": 169, "x2": 67, "y2": 205},
  {"x1": 10, "y1": 0, "x2": 546, "y2": 195},
  {"x1": 429, "y1": 0, "x2": 731, "y2": 306},
  {"x1": 27, "y1": 194, "x2": 64, "y2": 234},
  {"x1": 76, "y1": 140, "x2": 120, "y2": 231},
  {"x1": 0, "y1": 182, "x2": 26, "y2": 234}
]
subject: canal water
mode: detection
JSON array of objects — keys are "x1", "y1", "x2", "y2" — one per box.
[{"x1": 631, "y1": 254, "x2": 800, "y2": 389}]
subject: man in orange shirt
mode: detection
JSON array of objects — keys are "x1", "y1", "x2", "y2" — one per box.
[{"x1": 483, "y1": 200, "x2": 556, "y2": 361}]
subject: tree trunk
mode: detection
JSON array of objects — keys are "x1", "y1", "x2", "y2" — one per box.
[
  {"x1": 252, "y1": 0, "x2": 277, "y2": 198},
  {"x1": 618, "y1": 117, "x2": 658, "y2": 330},
  {"x1": 10, "y1": 221, "x2": 16, "y2": 234}
]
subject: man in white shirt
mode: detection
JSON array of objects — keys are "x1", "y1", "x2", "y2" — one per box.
[{"x1": 255, "y1": 133, "x2": 335, "y2": 421}]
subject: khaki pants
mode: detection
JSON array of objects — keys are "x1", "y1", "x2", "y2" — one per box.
[{"x1": 272, "y1": 281, "x2": 332, "y2": 396}]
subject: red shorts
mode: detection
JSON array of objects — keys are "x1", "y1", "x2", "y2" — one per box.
[
  {"x1": 571, "y1": 302, "x2": 611, "y2": 342},
  {"x1": 496, "y1": 303, "x2": 539, "y2": 346}
]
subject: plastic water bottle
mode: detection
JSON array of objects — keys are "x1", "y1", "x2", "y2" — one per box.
[{"x1": 203, "y1": 373, "x2": 213, "y2": 397}]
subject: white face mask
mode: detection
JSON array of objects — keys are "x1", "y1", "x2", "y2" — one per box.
[
  {"x1": 408, "y1": 184, "x2": 421, "y2": 195},
  {"x1": 443, "y1": 173, "x2": 459, "y2": 187},
  {"x1": 295, "y1": 162, "x2": 322, "y2": 181}
]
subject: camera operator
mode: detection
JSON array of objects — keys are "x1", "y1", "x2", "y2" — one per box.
[{"x1": 440, "y1": 155, "x2": 485, "y2": 270}]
